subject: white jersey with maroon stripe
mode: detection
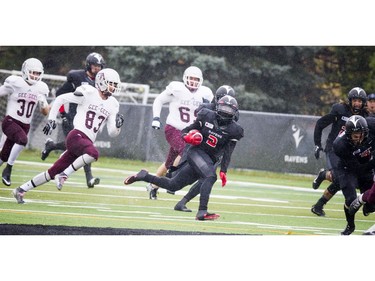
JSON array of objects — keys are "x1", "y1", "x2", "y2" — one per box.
[
  {"x1": 48, "y1": 85, "x2": 121, "y2": 142},
  {"x1": 152, "y1": 81, "x2": 213, "y2": 130},
  {"x1": 0, "y1": 75, "x2": 49, "y2": 124}
]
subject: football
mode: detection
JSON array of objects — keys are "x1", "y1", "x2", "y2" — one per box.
[{"x1": 190, "y1": 129, "x2": 203, "y2": 144}]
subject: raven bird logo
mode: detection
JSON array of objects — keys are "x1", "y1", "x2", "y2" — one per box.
[{"x1": 292, "y1": 124, "x2": 304, "y2": 148}]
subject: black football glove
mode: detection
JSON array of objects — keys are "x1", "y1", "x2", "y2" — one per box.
[
  {"x1": 43, "y1": 120, "x2": 56, "y2": 135},
  {"x1": 115, "y1": 113, "x2": 124, "y2": 128},
  {"x1": 151, "y1": 117, "x2": 161, "y2": 130},
  {"x1": 314, "y1": 145, "x2": 323, "y2": 160}
]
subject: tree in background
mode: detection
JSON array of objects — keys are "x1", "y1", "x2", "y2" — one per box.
[{"x1": 2, "y1": 46, "x2": 375, "y2": 115}]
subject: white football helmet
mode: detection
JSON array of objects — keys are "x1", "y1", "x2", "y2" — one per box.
[
  {"x1": 183, "y1": 66, "x2": 203, "y2": 91},
  {"x1": 21, "y1": 58, "x2": 44, "y2": 85},
  {"x1": 95, "y1": 68, "x2": 121, "y2": 96}
]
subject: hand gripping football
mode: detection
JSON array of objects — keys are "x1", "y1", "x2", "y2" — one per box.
[{"x1": 184, "y1": 129, "x2": 203, "y2": 145}]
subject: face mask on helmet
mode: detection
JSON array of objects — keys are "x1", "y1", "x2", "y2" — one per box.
[
  {"x1": 216, "y1": 96, "x2": 238, "y2": 124},
  {"x1": 348, "y1": 87, "x2": 367, "y2": 113},
  {"x1": 21, "y1": 58, "x2": 44, "y2": 85},
  {"x1": 95, "y1": 68, "x2": 121, "y2": 96},
  {"x1": 183, "y1": 66, "x2": 203, "y2": 91},
  {"x1": 215, "y1": 85, "x2": 235, "y2": 103}
]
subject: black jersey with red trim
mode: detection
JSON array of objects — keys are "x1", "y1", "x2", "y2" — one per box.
[
  {"x1": 314, "y1": 102, "x2": 368, "y2": 151},
  {"x1": 181, "y1": 108, "x2": 244, "y2": 170}
]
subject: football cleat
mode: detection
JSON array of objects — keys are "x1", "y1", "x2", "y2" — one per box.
[
  {"x1": 41, "y1": 138, "x2": 55, "y2": 161},
  {"x1": 312, "y1": 169, "x2": 326, "y2": 190},
  {"x1": 363, "y1": 224, "x2": 375, "y2": 235},
  {"x1": 2, "y1": 164, "x2": 12, "y2": 186},
  {"x1": 13, "y1": 187, "x2": 25, "y2": 204},
  {"x1": 146, "y1": 183, "x2": 158, "y2": 200},
  {"x1": 174, "y1": 203, "x2": 192, "y2": 212},
  {"x1": 87, "y1": 177, "x2": 100, "y2": 188},
  {"x1": 341, "y1": 224, "x2": 355, "y2": 235},
  {"x1": 124, "y1": 169, "x2": 148, "y2": 185},
  {"x1": 196, "y1": 210, "x2": 220, "y2": 221},
  {"x1": 55, "y1": 173, "x2": 68, "y2": 191},
  {"x1": 311, "y1": 204, "x2": 325, "y2": 217}
]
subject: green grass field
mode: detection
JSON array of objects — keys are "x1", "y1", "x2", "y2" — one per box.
[{"x1": 0, "y1": 149, "x2": 374, "y2": 235}]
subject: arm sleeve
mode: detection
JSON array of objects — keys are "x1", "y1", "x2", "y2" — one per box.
[
  {"x1": 106, "y1": 108, "x2": 121, "y2": 138},
  {"x1": 220, "y1": 141, "x2": 237, "y2": 173},
  {"x1": 313, "y1": 114, "x2": 336, "y2": 147},
  {"x1": 0, "y1": 84, "x2": 12, "y2": 97},
  {"x1": 48, "y1": 92, "x2": 84, "y2": 121},
  {"x1": 152, "y1": 89, "x2": 173, "y2": 118}
]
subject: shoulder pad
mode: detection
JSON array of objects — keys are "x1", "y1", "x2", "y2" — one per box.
[
  {"x1": 74, "y1": 84, "x2": 96, "y2": 96},
  {"x1": 197, "y1": 107, "x2": 213, "y2": 118},
  {"x1": 34, "y1": 81, "x2": 50, "y2": 96},
  {"x1": 199, "y1": 86, "x2": 214, "y2": 101},
  {"x1": 5, "y1": 75, "x2": 25, "y2": 88},
  {"x1": 67, "y1": 69, "x2": 84, "y2": 81},
  {"x1": 167, "y1": 81, "x2": 185, "y2": 92}
]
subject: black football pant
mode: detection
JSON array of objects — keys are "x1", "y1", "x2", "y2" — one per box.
[{"x1": 145, "y1": 146, "x2": 217, "y2": 211}]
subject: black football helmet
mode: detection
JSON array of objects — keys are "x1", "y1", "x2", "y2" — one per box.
[
  {"x1": 345, "y1": 115, "x2": 368, "y2": 145},
  {"x1": 216, "y1": 96, "x2": 238, "y2": 124},
  {"x1": 215, "y1": 85, "x2": 235, "y2": 103},
  {"x1": 86, "y1": 52, "x2": 106, "y2": 72},
  {"x1": 348, "y1": 87, "x2": 367, "y2": 113},
  {"x1": 368, "y1": 93, "x2": 375, "y2": 101}
]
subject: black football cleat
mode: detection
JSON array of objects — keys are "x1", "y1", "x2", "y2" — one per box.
[
  {"x1": 41, "y1": 138, "x2": 55, "y2": 161},
  {"x1": 196, "y1": 210, "x2": 220, "y2": 221},
  {"x1": 311, "y1": 204, "x2": 326, "y2": 217},
  {"x1": 174, "y1": 202, "x2": 192, "y2": 212},
  {"x1": 341, "y1": 224, "x2": 355, "y2": 235},
  {"x1": 87, "y1": 177, "x2": 100, "y2": 188},
  {"x1": 312, "y1": 169, "x2": 326, "y2": 190},
  {"x1": 2, "y1": 164, "x2": 12, "y2": 186},
  {"x1": 124, "y1": 169, "x2": 148, "y2": 185}
]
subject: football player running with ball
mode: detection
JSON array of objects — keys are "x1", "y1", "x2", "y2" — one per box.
[
  {"x1": 124, "y1": 96, "x2": 244, "y2": 221},
  {"x1": 13, "y1": 68, "x2": 125, "y2": 204}
]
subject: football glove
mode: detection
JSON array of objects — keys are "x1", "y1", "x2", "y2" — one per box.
[
  {"x1": 115, "y1": 113, "x2": 124, "y2": 128},
  {"x1": 183, "y1": 129, "x2": 203, "y2": 146},
  {"x1": 220, "y1": 171, "x2": 227, "y2": 187},
  {"x1": 314, "y1": 145, "x2": 323, "y2": 160},
  {"x1": 152, "y1": 117, "x2": 161, "y2": 130},
  {"x1": 43, "y1": 120, "x2": 56, "y2": 135}
]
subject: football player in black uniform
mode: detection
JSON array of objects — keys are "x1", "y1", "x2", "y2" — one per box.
[
  {"x1": 124, "y1": 96, "x2": 244, "y2": 220},
  {"x1": 41, "y1": 52, "x2": 105, "y2": 188},
  {"x1": 311, "y1": 87, "x2": 368, "y2": 216},
  {"x1": 333, "y1": 115, "x2": 375, "y2": 235},
  {"x1": 348, "y1": 115, "x2": 375, "y2": 219},
  {"x1": 173, "y1": 85, "x2": 239, "y2": 212}
]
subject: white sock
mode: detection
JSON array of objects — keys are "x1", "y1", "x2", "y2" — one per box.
[
  {"x1": 8, "y1": 144, "x2": 25, "y2": 165},
  {"x1": 20, "y1": 171, "x2": 51, "y2": 192},
  {"x1": 63, "y1": 154, "x2": 96, "y2": 176}
]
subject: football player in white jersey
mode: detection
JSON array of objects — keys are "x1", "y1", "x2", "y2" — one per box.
[
  {"x1": 0, "y1": 58, "x2": 50, "y2": 186},
  {"x1": 148, "y1": 66, "x2": 213, "y2": 199},
  {"x1": 13, "y1": 68, "x2": 125, "y2": 204}
]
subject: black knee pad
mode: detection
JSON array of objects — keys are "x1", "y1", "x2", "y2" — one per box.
[{"x1": 327, "y1": 183, "x2": 340, "y2": 195}]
